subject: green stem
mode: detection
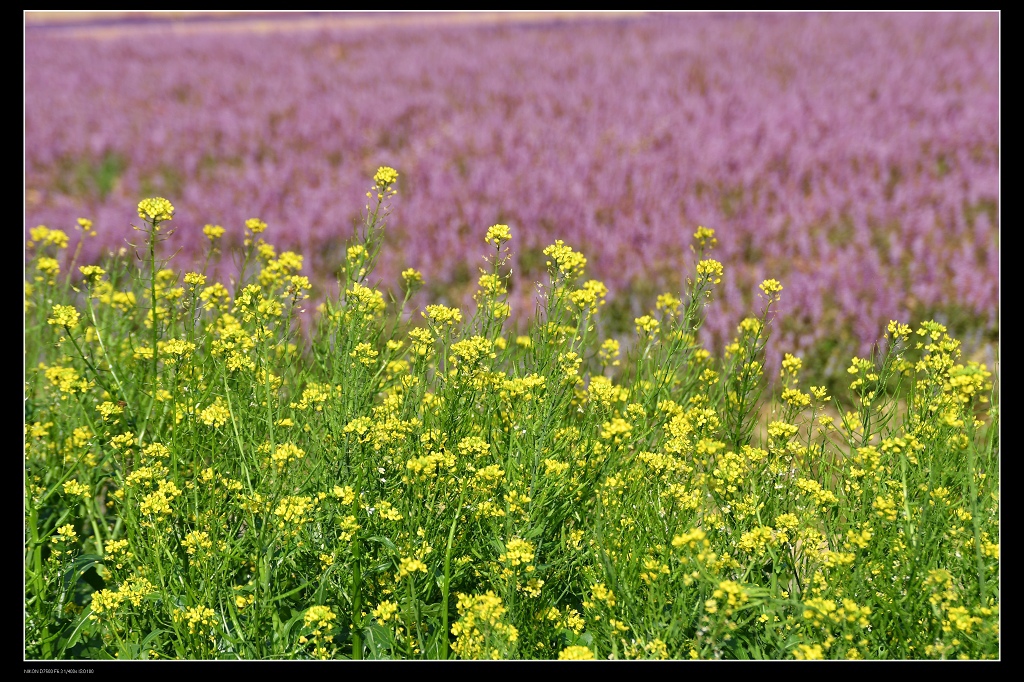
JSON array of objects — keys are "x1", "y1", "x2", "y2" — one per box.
[
  {"x1": 966, "y1": 430, "x2": 988, "y2": 605},
  {"x1": 350, "y1": 470, "x2": 363, "y2": 660},
  {"x1": 407, "y1": 576, "x2": 425, "y2": 658},
  {"x1": 141, "y1": 219, "x2": 160, "y2": 444},
  {"x1": 85, "y1": 297, "x2": 134, "y2": 418},
  {"x1": 440, "y1": 492, "x2": 465, "y2": 660}
]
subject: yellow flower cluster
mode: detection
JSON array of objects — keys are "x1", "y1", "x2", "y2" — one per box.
[
  {"x1": 558, "y1": 645, "x2": 596, "y2": 660},
  {"x1": 28, "y1": 225, "x2": 70, "y2": 249},
  {"x1": 199, "y1": 399, "x2": 231, "y2": 429},
  {"x1": 485, "y1": 223, "x2": 511, "y2": 247},
  {"x1": 139, "y1": 480, "x2": 182, "y2": 519},
  {"x1": 398, "y1": 556, "x2": 428, "y2": 578},
  {"x1": 273, "y1": 495, "x2": 315, "y2": 529},
  {"x1": 79, "y1": 265, "x2": 105, "y2": 284},
  {"x1": 635, "y1": 315, "x2": 659, "y2": 336},
  {"x1": 695, "y1": 259, "x2": 724, "y2": 285},
  {"x1": 270, "y1": 443, "x2": 305, "y2": 470},
  {"x1": 62, "y1": 479, "x2": 90, "y2": 499},
  {"x1": 451, "y1": 591, "x2": 519, "y2": 660},
  {"x1": 372, "y1": 600, "x2": 400, "y2": 623},
  {"x1": 137, "y1": 197, "x2": 174, "y2": 223},
  {"x1": 542, "y1": 240, "x2": 587, "y2": 282},
  {"x1": 373, "y1": 166, "x2": 399, "y2": 191},
  {"x1": 424, "y1": 303, "x2": 463, "y2": 327},
  {"x1": 692, "y1": 225, "x2": 718, "y2": 250},
  {"x1": 568, "y1": 279, "x2": 608, "y2": 314},
  {"x1": 173, "y1": 604, "x2": 217, "y2": 635},
  {"x1": 499, "y1": 538, "x2": 536, "y2": 567},
  {"x1": 47, "y1": 305, "x2": 81, "y2": 330},
  {"x1": 402, "y1": 268, "x2": 423, "y2": 290},
  {"x1": 182, "y1": 530, "x2": 213, "y2": 555},
  {"x1": 586, "y1": 375, "x2": 628, "y2": 410},
  {"x1": 244, "y1": 217, "x2": 268, "y2": 235},
  {"x1": 795, "y1": 478, "x2": 840, "y2": 510},
  {"x1": 449, "y1": 335, "x2": 496, "y2": 370},
  {"x1": 203, "y1": 224, "x2": 225, "y2": 241},
  {"x1": 759, "y1": 278, "x2": 783, "y2": 300}
]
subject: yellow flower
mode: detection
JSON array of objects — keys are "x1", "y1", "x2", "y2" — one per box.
[
  {"x1": 485, "y1": 223, "x2": 512, "y2": 247},
  {"x1": 402, "y1": 268, "x2": 423, "y2": 291},
  {"x1": 635, "y1": 315, "x2": 659, "y2": 336},
  {"x1": 423, "y1": 304, "x2": 462, "y2": 327},
  {"x1": 793, "y1": 643, "x2": 824, "y2": 660},
  {"x1": 543, "y1": 240, "x2": 587, "y2": 281},
  {"x1": 48, "y1": 305, "x2": 81, "y2": 330},
  {"x1": 695, "y1": 259, "x2": 724, "y2": 285},
  {"x1": 137, "y1": 197, "x2": 174, "y2": 223},
  {"x1": 759, "y1": 278, "x2": 783, "y2": 301},
  {"x1": 63, "y1": 479, "x2": 90, "y2": 499},
  {"x1": 36, "y1": 257, "x2": 60, "y2": 280},
  {"x1": 244, "y1": 218, "x2": 268, "y2": 234},
  {"x1": 78, "y1": 265, "x2": 106, "y2": 284},
  {"x1": 692, "y1": 225, "x2": 717, "y2": 251},
  {"x1": 398, "y1": 556, "x2": 428, "y2": 578},
  {"x1": 558, "y1": 645, "x2": 595, "y2": 660},
  {"x1": 77, "y1": 217, "x2": 97, "y2": 237},
  {"x1": 374, "y1": 166, "x2": 399, "y2": 191},
  {"x1": 372, "y1": 600, "x2": 400, "y2": 622}
]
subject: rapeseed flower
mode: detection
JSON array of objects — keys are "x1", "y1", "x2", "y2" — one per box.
[
  {"x1": 793, "y1": 643, "x2": 824, "y2": 660},
  {"x1": 635, "y1": 315, "x2": 659, "y2": 336},
  {"x1": 692, "y1": 225, "x2": 718, "y2": 251},
  {"x1": 373, "y1": 166, "x2": 399, "y2": 192},
  {"x1": 451, "y1": 591, "x2": 518, "y2": 659},
  {"x1": 173, "y1": 605, "x2": 217, "y2": 635},
  {"x1": 36, "y1": 257, "x2": 60, "y2": 281},
  {"x1": 695, "y1": 259, "x2": 724, "y2": 285},
  {"x1": 28, "y1": 225, "x2": 70, "y2": 249},
  {"x1": 402, "y1": 268, "x2": 423, "y2": 291},
  {"x1": 372, "y1": 601, "x2": 400, "y2": 623},
  {"x1": 398, "y1": 556, "x2": 428, "y2": 578},
  {"x1": 759, "y1": 278, "x2": 783, "y2": 301},
  {"x1": 543, "y1": 240, "x2": 587, "y2": 281},
  {"x1": 244, "y1": 218, "x2": 268, "y2": 235},
  {"x1": 485, "y1": 223, "x2": 512, "y2": 247},
  {"x1": 137, "y1": 197, "x2": 174, "y2": 224},
  {"x1": 78, "y1": 265, "x2": 105, "y2": 284},
  {"x1": 423, "y1": 303, "x2": 462, "y2": 327},
  {"x1": 558, "y1": 645, "x2": 595, "y2": 660},
  {"x1": 47, "y1": 304, "x2": 81, "y2": 331},
  {"x1": 62, "y1": 479, "x2": 90, "y2": 499},
  {"x1": 203, "y1": 224, "x2": 225, "y2": 241}
]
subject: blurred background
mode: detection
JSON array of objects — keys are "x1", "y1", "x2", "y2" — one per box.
[{"x1": 24, "y1": 11, "x2": 999, "y2": 386}]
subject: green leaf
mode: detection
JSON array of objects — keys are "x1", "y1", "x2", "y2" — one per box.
[
  {"x1": 62, "y1": 554, "x2": 102, "y2": 592},
  {"x1": 366, "y1": 535, "x2": 399, "y2": 552},
  {"x1": 361, "y1": 622, "x2": 396, "y2": 660}
]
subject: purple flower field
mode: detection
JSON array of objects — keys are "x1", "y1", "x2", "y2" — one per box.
[{"x1": 24, "y1": 11, "x2": 999, "y2": 379}]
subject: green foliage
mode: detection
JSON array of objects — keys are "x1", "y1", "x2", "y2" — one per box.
[{"x1": 24, "y1": 169, "x2": 999, "y2": 660}]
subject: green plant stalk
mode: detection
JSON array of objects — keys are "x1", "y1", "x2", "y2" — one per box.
[
  {"x1": 222, "y1": 373, "x2": 254, "y2": 494},
  {"x1": 149, "y1": 222, "x2": 160, "y2": 416},
  {"x1": 966, "y1": 428, "x2": 988, "y2": 606},
  {"x1": 85, "y1": 297, "x2": 135, "y2": 417},
  {"x1": 406, "y1": 576, "x2": 425, "y2": 658},
  {"x1": 440, "y1": 491, "x2": 465, "y2": 660},
  {"x1": 261, "y1": 323, "x2": 276, "y2": 453},
  {"x1": 350, "y1": 469, "x2": 364, "y2": 660},
  {"x1": 26, "y1": 502, "x2": 52, "y2": 658}
]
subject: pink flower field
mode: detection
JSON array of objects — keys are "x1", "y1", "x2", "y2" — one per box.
[{"x1": 24, "y1": 11, "x2": 999, "y2": 380}]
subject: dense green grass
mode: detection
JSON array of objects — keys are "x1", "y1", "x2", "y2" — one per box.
[{"x1": 24, "y1": 169, "x2": 998, "y2": 659}]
